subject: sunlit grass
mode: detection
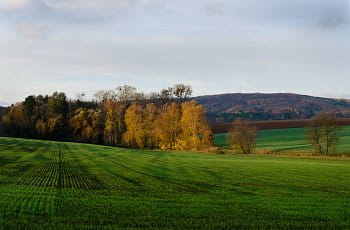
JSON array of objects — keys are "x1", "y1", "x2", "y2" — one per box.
[
  {"x1": 0, "y1": 137, "x2": 349, "y2": 228},
  {"x1": 214, "y1": 126, "x2": 350, "y2": 154}
]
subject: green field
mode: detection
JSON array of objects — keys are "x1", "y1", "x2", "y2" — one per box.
[
  {"x1": 214, "y1": 126, "x2": 350, "y2": 154},
  {"x1": 0, "y1": 137, "x2": 349, "y2": 229}
]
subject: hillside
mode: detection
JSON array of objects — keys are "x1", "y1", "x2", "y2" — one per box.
[
  {"x1": 195, "y1": 93, "x2": 350, "y2": 123},
  {"x1": 0, "y1": 137, "x2": 349, "y2": 228}
]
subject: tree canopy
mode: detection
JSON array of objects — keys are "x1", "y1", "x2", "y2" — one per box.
[{"x1": 1, "y1": 84, "x2": 212, "y2": 151}]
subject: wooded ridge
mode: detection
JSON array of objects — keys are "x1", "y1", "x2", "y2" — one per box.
[{"x1": 195, "y1": 93, "x2": 350, "y2": 123}]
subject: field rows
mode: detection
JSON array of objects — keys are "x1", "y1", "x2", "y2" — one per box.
[{"x1": 0, "y1": 137, "x2": 349, "y2": 228}]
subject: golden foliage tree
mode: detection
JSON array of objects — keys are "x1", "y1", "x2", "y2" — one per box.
[
  {"x1": 1, "y1": 84, "x2": 215, "y2": 151},
  {"x1": 179, "y1": 100, "x2": 212, "y2": 150},
  {"x1": 228, "y1": 120, "x2": 257, "y2": 154},
  {"x1": 153, "y1": 103, "x2": 182, "y2": 150},
  {"x1": 142, "y1": 103, "x2": 159, "y2": 148},
  {"x1": 123, "y1": 103, "x2": 159, "y2": 148},
  {"x1": 103, "y1": 100, "x2": 126, "y2": 146},
  {"x1": 123, "y1": 103, "x2": 144, "y2": 148}
]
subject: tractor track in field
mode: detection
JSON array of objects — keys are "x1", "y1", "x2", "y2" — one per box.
[{"x1": 0, "y1": 142, "x2": 109, "y2": 221}]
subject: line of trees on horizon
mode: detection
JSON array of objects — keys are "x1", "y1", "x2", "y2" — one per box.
[{"x1": 1, "y1": 84, "x2": 213, "y2": 151}]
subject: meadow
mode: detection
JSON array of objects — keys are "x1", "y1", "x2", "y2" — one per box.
[
  {"x1": 214, "y1": 126, "x2": 350, "y2": 154},
  {"x1": 0, "y1": 137, "x2": 349, "y2": 229}
]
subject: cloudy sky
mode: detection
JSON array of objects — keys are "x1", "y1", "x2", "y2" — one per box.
[{"x1": 0, "y1": 0, "x2": 349, "y2": 105}]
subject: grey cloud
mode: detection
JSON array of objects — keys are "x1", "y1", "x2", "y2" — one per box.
[
  {"x1": 317, "y1": 2, "x2": 349, "y2": 29},
  {"x1": 0, "y1": 0, "x2": 349, "y2": 104}
]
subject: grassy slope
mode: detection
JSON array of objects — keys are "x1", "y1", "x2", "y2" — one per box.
[
  {"x1": 214, "y1": 126, "x2": 350, "y2": 154},
  {"x1": 0, "y1": 137, "x2": 349, "y2": 229}
]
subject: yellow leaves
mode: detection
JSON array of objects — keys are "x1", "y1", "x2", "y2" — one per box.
[
  {"x1": 70, "y1": 108, "x2": 103, "y2": 143},
  {"x1": 179, "y1": 101, "x2": 212, "y2": 151},
  {"x1": 123, "y1": 103, "x2": 144, "y2": 148},
  {"x1": 123, "y1": 103, "x2": 159, "y2": 149},
  {"x1": 1, "y1": 103, "x2": 24, "y2": 128},
  {"x1": 152, "y1": 101, "x2": 212, "y2": 151},
  {"x1": 103, "y1": 100, "x2": 126, "y2": 146},
  {"x1": 153, "y1": 103, "x2": 182, "y2": 150},
  {"x1": 47, "y1": 115, "x2": 63, "y2": 132},
  {"x1": 36, "y1": 119, "x2": 47, "y2": 135}
]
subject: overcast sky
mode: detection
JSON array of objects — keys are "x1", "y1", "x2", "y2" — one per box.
[{"x1": 0, "y1": 0, "x2": 349, "y2": 105}]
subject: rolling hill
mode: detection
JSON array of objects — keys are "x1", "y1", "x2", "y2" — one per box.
[
  {"x1": 195, "y1": 93, "x2": 350, "y2": 123},
  {"x1": 0, "y1": 137, "x2": 349, "y2": 228}
]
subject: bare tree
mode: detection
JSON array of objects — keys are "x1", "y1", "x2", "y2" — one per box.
[
  {"x1": 173, "y1": 84, "x2": 192, "y2": 101},
  {"x1": 228, "y1": 120, "x2": 257, "y2": 154},
  {"x1": 94, "y1": 90, "x2": 116, "y2": 102},
  {"x1": 306, "y1": 113, "x2": 339, "y2": 154},
  {"x1": 159, "y1": 87, "x2": 174, "y2": 101},
  {"x1": 116, "y1": 85, "x2": 138, "y2": 102}
]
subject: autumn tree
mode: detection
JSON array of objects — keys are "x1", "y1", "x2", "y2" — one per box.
[
  {"x1": 179, "y1": 100, "x2": 212, "y2": 150},
  {"x1": 228, "y1": 120, "x2": 257, "y2": 154},
  {"x1": 36, "y1": 119, "x2": 48, "y2": 137},
  {"x1": 1, "y1": 84, "x2": 212, "y2": 151},
  {"x1": 1, "y1": 103, "x2": 25, "y2": 137},
  {"x1": 306, "y1": 113, "x2": 339, "y2": 154},
  {"x1": 143, "y1": 103, "x2": 159, "y2": 148},
  {"x1": 123, "y1": 103, "x2": 159, "y2": 148},
  {"x1": 153, "y1": 103, "x2": 182, "y2": 150},
  {"x1": 70, "y1": 108, "x2": 104, "y2": 144},
  {"x1": 123, "y1": 103, "x2": 144, "y2": 148},
  {"x1": 103, "y1": 100, "x2": 126, "y2": 146},
  {"x1": 46, "y1": 92, "x2": 69, "y2": 139}
]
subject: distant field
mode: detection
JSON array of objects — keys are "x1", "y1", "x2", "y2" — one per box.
[
  {"x1": 211, "y1": 119, "x2": 350, "y2": 134},
  {"x1": 214, "y1": 126, "x2": 350, "y2": 154},
  {"x1": 0, "y1": 137, "x2": 349, "y2": 228}
]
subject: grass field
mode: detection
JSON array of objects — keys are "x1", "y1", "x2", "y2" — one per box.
[
  {"x1": 0, "y1": 137, "x2": 349, "y2": 229},
  {"x1": 214, "y1": 126, "x2": 350, "y2": 154}
]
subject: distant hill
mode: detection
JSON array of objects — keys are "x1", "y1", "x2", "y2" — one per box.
[{"x1": 195, "y1": 93, "x2": 350, "y2": 123}]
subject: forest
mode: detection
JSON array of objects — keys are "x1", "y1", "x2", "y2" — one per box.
[
  {"x1": 196, "y1": 93, "x2": 350, "y2": 123},
  {"x1": 0, "y1": 84, "x2": 212, "y2": 151}
]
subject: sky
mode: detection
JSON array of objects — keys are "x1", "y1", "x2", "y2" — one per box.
[{"x1": 0, "y1": 0, "x2": 349, "y2": 105}]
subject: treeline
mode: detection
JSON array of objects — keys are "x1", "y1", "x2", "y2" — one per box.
[
  {"x1": 1, "y1": 84, "x2": 212, "y2": 151},
  {"x1": 0, "y1": 107, "x2": 5, "y2": 118}
]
